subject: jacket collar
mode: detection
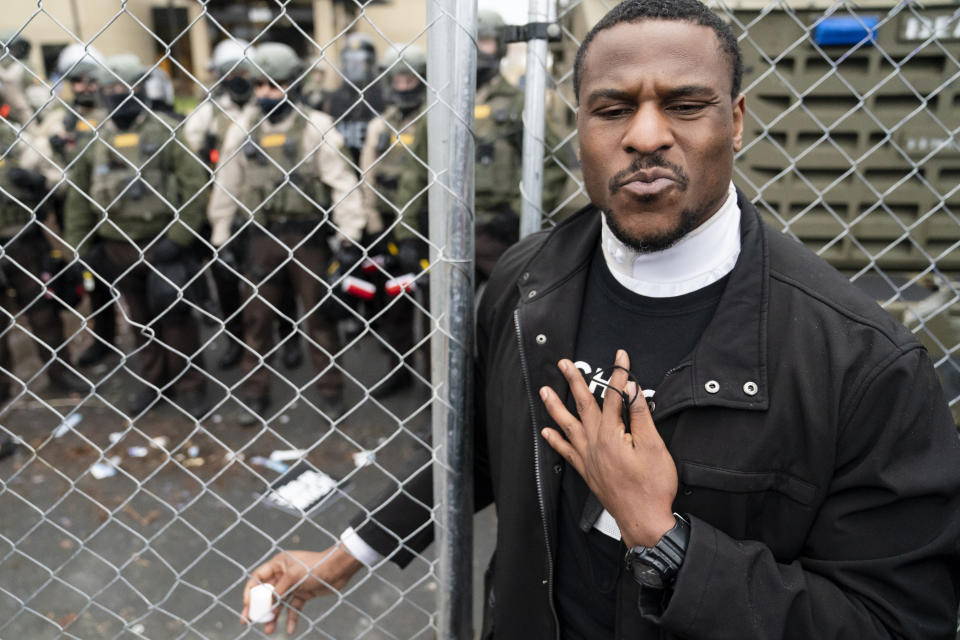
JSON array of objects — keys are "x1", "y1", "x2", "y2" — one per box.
[{"x1": 515, "y1": 189, "x2": 769, "y2": 416}]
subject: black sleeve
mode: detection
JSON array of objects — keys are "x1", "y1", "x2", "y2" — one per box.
[
  {"x1": 647, "y1": 346, "x2": 960, "y2": 639},
  {"x1": 351, "y1": 300, "x2": 497, "y2": 568}
]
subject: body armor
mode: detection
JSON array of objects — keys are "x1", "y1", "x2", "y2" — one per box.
[{"x1": 242, "y1": 112, "x2": 332, "y2": 226}]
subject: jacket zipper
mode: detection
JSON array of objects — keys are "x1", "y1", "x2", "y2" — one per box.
[{"x1": 513, "y1": 308, "x2": 561, "y2": 639}]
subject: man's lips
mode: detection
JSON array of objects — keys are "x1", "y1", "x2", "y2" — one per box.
[{"x1": 617, "y1": 170, "x2": 678, "y2": 197}]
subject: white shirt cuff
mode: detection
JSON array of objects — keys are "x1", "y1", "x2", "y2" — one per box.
[{"x1": 340, "y1": 526, "x2": 384, "y2": 566}]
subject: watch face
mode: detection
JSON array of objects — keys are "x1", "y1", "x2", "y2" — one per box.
[{"x1": 634, "y1": 563, "x2": 664, "y2": 589}]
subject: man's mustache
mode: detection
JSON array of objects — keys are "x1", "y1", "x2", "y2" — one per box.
[{"x1": 608, "y1": 155, "x2": 690, "y2": 195}]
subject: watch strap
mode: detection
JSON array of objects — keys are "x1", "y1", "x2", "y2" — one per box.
[{"x1": 625, "y1": 513, "x2": 690, "y2": 588}]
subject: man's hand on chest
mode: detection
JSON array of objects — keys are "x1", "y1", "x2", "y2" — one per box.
[{"x1": 539, "y1": 349, "x2": 678, "y2": 548}]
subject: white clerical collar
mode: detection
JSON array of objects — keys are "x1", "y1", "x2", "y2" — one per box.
[{"x1": 600, "y1": 182, "x2": 741, "y2": 298}]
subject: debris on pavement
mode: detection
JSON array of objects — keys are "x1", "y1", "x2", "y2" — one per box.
[
  {"x1": 352, "y1": 450, "x2": 376, "y2": 468},
  {"x1": 262, "y1": 466, "x2": 338, "y2": 513},
  {"x1": 251, "y1": 456, "x2": 289, "y2": 474},
  {"x1": 269, "y1": 449, "x2": 306, "y2": 462},
  {"x1": 89, "y1": 456, "x2": 121, "y2": 479},
  {"x1": 52, "y1": 413, "x2": 82, "y2": 438}
]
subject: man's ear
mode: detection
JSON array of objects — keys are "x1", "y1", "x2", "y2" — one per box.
[{"x1": 732, "y1": 94, "x2": 745, "y2": 153}]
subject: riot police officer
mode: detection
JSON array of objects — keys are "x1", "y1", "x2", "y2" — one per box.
[
  {"x1": 393, "y1": 10, "x2": 568, "y2": 282},
  {"x1": 186, "y1": 39, "x2": 304, "y2": 372},
  {"x1": 37, "y1": 49, "x2": 121, "y2": 368},
  {"x1": 0, "y1": 112, "x2": 87, "y2": 402},
  {"x1": 185, "y1": 38, "x2": 254, "y2": 371},
  {"x1": 64, "y1": 54, "x2": 210, "y2": 418},
  {"x1": 208, "y1": 42, "x2": 366, "y2": 425},
  {"x1": 324, "y1": 33, "x2": 387, "y2": 164},
  {"x1": 358, "y1": 45, "x2": 428, "y2": 397},
  {"x1": 0, "y1": 29, "x2": 36, "y2": 126}
]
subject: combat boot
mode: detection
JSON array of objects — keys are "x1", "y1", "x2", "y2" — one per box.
[
  {"x1": 76, "y1": 340, "x2": 114, "y2": 367},
  {"x1": 281, "y1": 338, "x2": 303, "y2": 370},
  {"x1": 372, "y1": 367, "x2": 413, "y2": 400},
  {"x1": 178, "y1": 389, "x2": 212, "y2": 420},
  {"x1": 47, "y1": 370, "x2": 90, "y2": 396},
  {"x1": 217, "y1": 339, "x2": 243, "y2": 370}
]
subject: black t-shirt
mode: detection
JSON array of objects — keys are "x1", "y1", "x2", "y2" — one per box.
[{"x1": 555, "y1": 245, "x2": 727, "y2": 640}]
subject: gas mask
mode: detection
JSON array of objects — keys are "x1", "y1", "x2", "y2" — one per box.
[
  {"x1": 258, "y1": 95, "x2": 293, "y2": 123},
  {"x1": 225, "y1": 74, "x2": 253, "y2": 106},
  {"x1": 476, "y1": 51, "x2": 500, "y2": 87},
  {"x1": 104, "y1": 91, "x2": 143, "y2": 129}
]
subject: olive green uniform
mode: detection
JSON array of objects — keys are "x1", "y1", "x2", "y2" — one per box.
[
  {"x1": 360, "y1": 104, "x2": 427, "y2": 377},
  {"x1": 37, "y1": 104, "x2": 101, "y2": 170},
  {"x1": 0, "y1": 122, "x2": 79, "y2": 399},
  {"x1": 209, "y1": 105, "x2": 365, "y2": 403},
  {"x1": 38, "y1": 105, "x2": 119, "y2": 351},
  {"x1": 393, "y1": 74, "x2": 568, "y2": 279},
  {"x1": 64, "y1": 109, "x2": 208, "y2": 396}
]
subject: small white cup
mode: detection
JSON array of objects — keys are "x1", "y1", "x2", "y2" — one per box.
[{"x1": 248, "y1": 583, "x2": 277, "y2": 624}]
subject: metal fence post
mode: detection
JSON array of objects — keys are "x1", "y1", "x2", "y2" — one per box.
[
  {"x1": 519, "y1": 0, "x2": 557, "y2": 239},
  {"x1": 426, "y1": 0, "x2": 476, "y2": 637}
]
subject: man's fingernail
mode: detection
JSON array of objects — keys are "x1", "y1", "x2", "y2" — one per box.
[
  {"x1": 539, "y1": 387, "x2": 549, "y2": 400},
  {"x1": 625, "y1": 381, "x2": 637, "y2": 396}
]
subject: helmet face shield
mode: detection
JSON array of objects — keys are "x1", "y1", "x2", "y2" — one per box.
[{"x1": 341, "y1": 48, "x2": 373, "y2": 86}]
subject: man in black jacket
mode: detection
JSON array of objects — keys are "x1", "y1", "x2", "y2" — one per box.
[{"x1": 242, "y1": 1, "x2": 960, "y2": 637}]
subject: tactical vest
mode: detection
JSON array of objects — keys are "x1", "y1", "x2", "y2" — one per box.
[
  {"x1": 473, "y1": 86, "x2": 524, "y2": 219},
  {"x1": 242, "y1": 113, "x2": 332, "y2": 225},
  {"x1": 0, "y1": 125, "x2": 39, "y2": 235},
  {"x1": 52, "y1": 107, "x2": 99, "y2": 165},
  {"x1": 89, "y1": 114, "x2": 181, "y2": 241},
  {"x1": 371, "y1": 106, "x2": 421, "y2": 216}
]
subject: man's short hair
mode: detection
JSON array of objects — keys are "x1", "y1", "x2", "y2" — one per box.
[{"x1": 573, "y1": 0, "x2": 743, "y2": 102}]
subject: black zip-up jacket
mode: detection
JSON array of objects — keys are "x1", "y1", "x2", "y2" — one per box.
[{"x1": 355, "y1": 192, "x2": 960, "y2": 639}]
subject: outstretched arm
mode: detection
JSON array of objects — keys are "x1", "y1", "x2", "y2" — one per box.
[{"x1": 242, "y1": 544, "x2": 363, "y2": 635}]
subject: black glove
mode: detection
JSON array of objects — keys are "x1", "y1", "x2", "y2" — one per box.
[
  {"x1": 8, "y1": 167, "x2": 45, "y2": 194},
  {"x1": 151, "y1": 237, "x2": 183, "y2": 264},
  {"x1": 49, "y1": 134, "x2": 68, "y2": 154},
  {"x1": 332, "y1": 242, "x2": 363, "y2": 271},
  {"x1": 396, "y1": 238, "x2": 426, "y2": 274}
]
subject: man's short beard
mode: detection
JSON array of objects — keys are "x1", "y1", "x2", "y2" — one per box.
[{"x1": 605, "y1": 204, "x2": 708, "y2": 254}]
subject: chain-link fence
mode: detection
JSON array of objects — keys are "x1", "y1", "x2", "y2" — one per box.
[{"x1": 0, "y1": 0, "x2": 957, "y2": 638}]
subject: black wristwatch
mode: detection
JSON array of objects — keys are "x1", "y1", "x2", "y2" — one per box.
[{"x1": 624, "y1": 513, "x2": 690, "y2": 589}]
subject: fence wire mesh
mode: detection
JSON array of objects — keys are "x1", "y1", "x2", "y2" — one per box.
[{"x1": 0, "y1": 0, "x2": 957, "y2": 639}]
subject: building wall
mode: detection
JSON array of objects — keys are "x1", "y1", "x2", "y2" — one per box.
[{"x1": 3, "y1": 0, "x2": 193, "y2": 78}]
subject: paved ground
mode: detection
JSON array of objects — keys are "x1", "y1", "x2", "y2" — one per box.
[
  {"x1": 0, "y1": 275, "x2": 956, "y2": 639},
  {"x1": 0, "y1": 298, "x2": 495, "y2": 640}
]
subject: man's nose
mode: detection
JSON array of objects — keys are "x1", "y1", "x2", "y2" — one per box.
[{"x1": 621, "y1": 103, "x2": 674, "y2": 155}]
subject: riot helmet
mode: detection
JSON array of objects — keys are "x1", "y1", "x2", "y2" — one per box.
[
  {"x1": 476, "y1": 10, "x2": 505, "y2": 86},
  {"x1": 56, "y1": 44, "x2": 103, "y2": 107},
  {"x1": 381, "y1": 45, "x2": 426, "y2": 114},
  {"x1": 100, "y1": 54, "x2": 148, "y2": 129},
  {"x1": 211, "y1": 38, "x2": 253, "y2": 105},
  {"x1": 251, "y1": 42, "x2": 301, "y2": 122},
  {"x1": 0, "y1": 30, "x2": 31, "y2": 61}
]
